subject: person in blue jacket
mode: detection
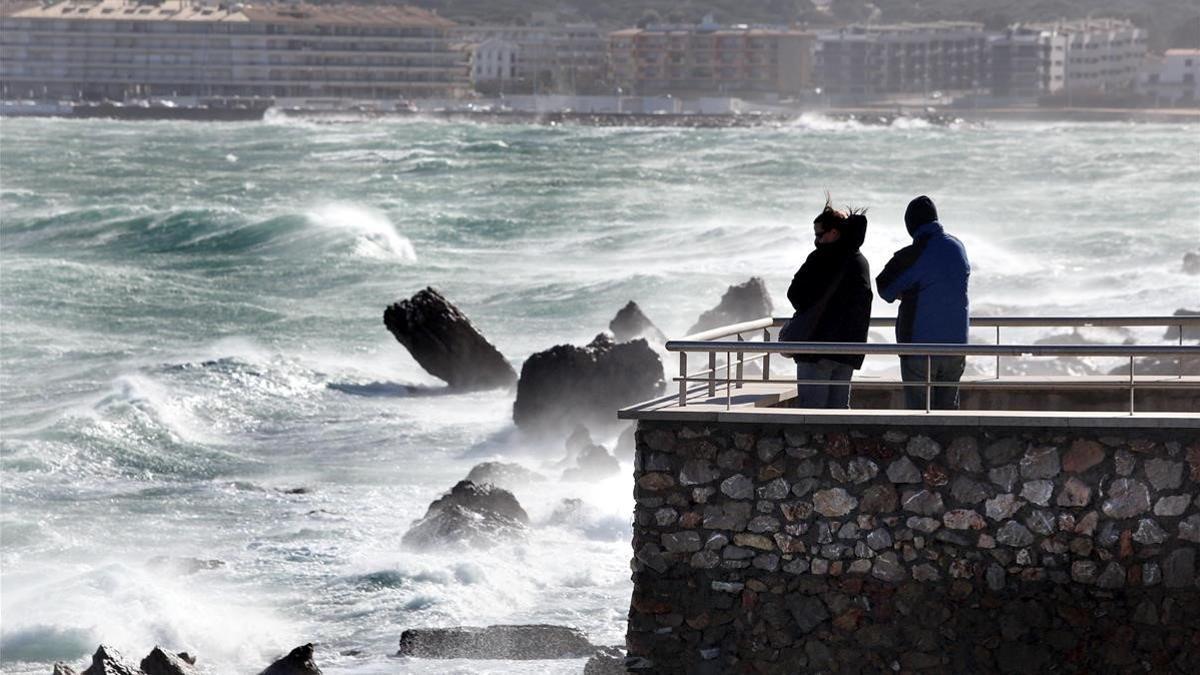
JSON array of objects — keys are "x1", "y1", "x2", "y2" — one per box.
[{"x1": 875, "y1": 196, "x2": 971, "y2": 409}]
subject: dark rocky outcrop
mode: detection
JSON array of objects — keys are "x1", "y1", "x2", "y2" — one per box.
[
  {"x1": 401, "y1": 480, "x2": 529, "y2": 549},
  {"x1": 609, "y1": 301, "x2": 665, "y2": 343},
  {"x1": 52, "y1": 664, "x2": 78, "y2": 675},
  {"x1": 464, "y1": 461, "x2": 545, "y2": 491},
  {"x1": 584, "y1": 646, "x2": 627, "y2": 674},
  {"x1": 1163, "y1": 308, "x2": 1200, "y2": 342},
  {"x1": 80, "y1": 645, "x2": 140, "y2": 675},
  {"x1": 513, "y1": 334, "x2": 664, "y2": 433},
  {"x1": 139, "y1": 648, "x2": 196, "y2": 675},
  {"x1": 396, "y1": 625, "x2": 595, "y2": 659},
  {"x1": 383, "y1": 287, "x2": 516, "y2": 390},
  {"x1": 686, "y1": 277, "x2": 773, "y2": 335},
  {"x1": 563, "y1": 443, "x2": 621, "y2": 482},
  {"x1": 258, "y1": 644, "x2": 322, "y2": 675}
]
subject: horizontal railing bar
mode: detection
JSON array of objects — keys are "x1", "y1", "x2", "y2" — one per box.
[
  {"x1": 666, "y1": 340, "x2": 1199, "y2": 358},
  {"x1": 675, "y1": 377, "x2": 1200, "y2": 390},
  {"x1": 680, "y1": 317, "x2": 775, "y2": 342}
]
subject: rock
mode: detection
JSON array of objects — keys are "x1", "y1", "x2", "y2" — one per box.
[
  {"x1": 1164, "y1": 548, "x2": 1196, "y2": 588},
  {"x1": 996, "y1": 521, "x2": 1035, "y2": 547},
  {"x1": 985, "y1": 493, "x2": 1023, "y2": 521},
  {"x1": 687, "y1": 277, "x2": 773, "y2": 335},
  {"x1": 397, "y1": 625, "x2": 595, "y2": 659},
  {"x1": 680, "y1": 459, "x2": 720, "y2": 486},
  {"x1": 886, "y1": 457, "x2": 922, "y2": 484},
  {"x1": 1019, "y1": 447, "x2": 1060, "y2": 480},
  {"x1": 1162, "y1": 307, "x2": 1200, "y2": 341},
  {"x1": 1097, "y1": 562, "x2": 1128, "y2": 589},
  {"x1": 949, "y1": 476, "x2": 989, "y2": 505},
  {"x1": 1062, "y1": 439, "x2": 1105, "y2": 473},
  {"x1": 583, "y1": 646, "x2": 627, "y2": 675},
  {"x1": 81, "y1": 645, "x2": 140, "y2": 675},
  {"x1": 946, "y1": 437, "x2": 982, "y2": 473},
  {"x1": 1132, "y1": 519, "x2": 1168, "y2": 545},
  {"x1": 871, "y1": 551, "x2": 907, "y2": 582},
  {"x1": 258, "y1": 645, "x2": 321, "y2": 675},
  {"x1": 859, "y1": 484, "x2": 898, "y2": 513},
  {"x1": 1020, "y1": 480, "x2": 1053, "y2": 506},
  {"x1": 943, "y1": 509, "x2": 986, "y2": 530},
  {"x1": 1056, "y1": 477, "x2": 1092, "y2": 507},
  {"x1": 846, "y1": 457, "x2": 879, "y2": 484},
  {"x1": 513, "y1": 334, "x2": 664, "y2": 432},
  {"x1": 866, "y1": 528, "x2": 893, "y2": 550},
  {"x1": 562, "y1": 444, "x2": 620, "y2": 482},
  {"x1": 906, "y1": 436, "x2": 941, "y2": 460},
  {"x1": 1179, "y1": 514, "x2": 1200, "y2": 542},
  {"x1": 140, "y1": 648, "x2": 196, "y2": 675},
  {"x1": 786, "y1": 596, "x2": 829, "y2": 633},
  {"x1": 1144, "y1": 458, "x2": 1183, "y2": 491},
  {"x1": 53, "y1": 665, "x2": 78, "y2": 675},
  {"x1": 984, "y1": 438, "x2": 1023, "y2": 466},
  {"x1": 401, "y1": 481, "x2": 529, "y2": 550},
  {"x1": 383, "y1": 287, "x2": 516, "y2": 390},
  {"x1": 813, "y1": 488, "x2": 857, "y2": 517},
  {"x1": 720, "y1": 474, "x2": 754, "y2": 500},
  {"x1": 1114, "y1": 450, "x2": 1136, "y2": 476},
  {"x1": 609, "y1": 301, "x2": 666, "y2": 343},
  {"x1": 1101, "y1": 479, "x2": 1151, "y2": 519},
  {"x1": 901, "y1": 489, "x2": 944, "y2": 516},
  {"x1": 1154, "y1": 494, "x2": 1190, "y2": 516},
  {"x1": 663, "y1": 531, "x2": 702, "y2": 553},
  {"x1": 465, "y1": 462, "x2": 544, "y2": 491},
  {"x1": 989, "y1": 465, "x2": 1019, "y2": 492}
]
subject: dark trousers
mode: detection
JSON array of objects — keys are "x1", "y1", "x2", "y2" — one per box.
[
  {"x1": 900, "y1": 355, "x2": 966, "y2": 410},
  {"x1": 795, "y1": 359, "x2": 853, "y2": 409}
]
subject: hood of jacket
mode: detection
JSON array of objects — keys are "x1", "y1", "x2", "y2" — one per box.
[
  {"x1": 910, "y1": 220, "x2": 943, "y2": 242},
  {"x1": 818, "y1": 214, "x2": 868, "y2": 253}
]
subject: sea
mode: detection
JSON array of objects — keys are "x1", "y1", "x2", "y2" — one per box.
[{"x1": 1, "y1": 114, "x2": 1197, "y2": 674}]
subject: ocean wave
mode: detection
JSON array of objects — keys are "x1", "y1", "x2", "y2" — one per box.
[{"x1": 303, "y1": 203, "x2": 417, "y2": 262}]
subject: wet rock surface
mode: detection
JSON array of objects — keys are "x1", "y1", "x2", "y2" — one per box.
[
  {"x1": 401, "y1": 480, "x2": 529, "y2": 549},
  {"x1": 464, "y1": 461, "x2": 544, "y2": 491},
  {"x1": 383, "y1": 287, "x2": 516, "y2": 390},
  {"x1": 258, "y1": 644, "x2": 322, "y2": 675},
  {"x1": 513, "y1": 333, "x2": 664, "y2": 433},
  {"x1": 396, "y1": 624, "x2": 595, "y2": 659},
  {"x1": 139, "y1": 648, "x2": 197, "y2": 675},
  {"x1": 686, "y1": 277, "x2": 773, "y2": 335},
  {"x1": 629, "y1": 423, "x2": 1200, "y2": 674},
  {"x1": 609, "y1": 301, "x2": 666, "y2": 343}
]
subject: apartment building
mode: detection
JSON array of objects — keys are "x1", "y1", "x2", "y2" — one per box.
[
  {"x1": 814, "y1": 22, "x2": 989, "y2": 98},
  {"x1": 1138, "y1": 49, "x2": 1200, "y2": 104},
  {"x1": 987, "y1": 27, "x2": 1051, "y2": 98},
  {"x1": 1028, "y1": 18, "x2": 1147, "y2": 94},
  {"x1": 458, "y1": 14, "x2": 607, "y2": 94},
  {"x1": 0, "y1": 0, "x2": 467, "y2": 100},
  {"x1": 608, "y1": 22, "x2": 814, "y2": 99}
]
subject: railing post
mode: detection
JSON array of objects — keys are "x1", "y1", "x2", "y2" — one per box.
[
  {"x1": 925, "y1": 354, "x2": 932, "y2": 413},
  {"x1": 1129, "y1": 355, "x2": 1135, "y2": 415},
  {"x1": 736, "y1": 334, "x2": 745, "y2": 390},
  {"x1": 995, "y1": 325, "x2": 1001, "y2": 379},
  {"x1": 708, "y1": 352, "x2": 717, "y2": 398},
  {"x1": 726, "y1": 350, "x2": 732, "y2": 410},
  {"x1": 678, "y1": 352, "x2": 688, "y2": 407},
  {"x1": 1180, "y1": 325, "x2": 1185, "y2": 380},
  {"x1": 762, "y1": 328, "x2": 770, "y2": 381}
]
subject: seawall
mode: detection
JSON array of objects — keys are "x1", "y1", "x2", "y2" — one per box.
[{"x1": 626, "y1": 415, "x2": 1200, "y2": 673}]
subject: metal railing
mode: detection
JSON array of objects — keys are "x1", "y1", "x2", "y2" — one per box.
[{"x1": 665, "y1": 315, "x2": 1200, "y2": 414}]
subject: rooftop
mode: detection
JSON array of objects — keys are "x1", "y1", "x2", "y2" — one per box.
[{"x1": 3, "y1": 0, "x2": 455, "y2": 27}]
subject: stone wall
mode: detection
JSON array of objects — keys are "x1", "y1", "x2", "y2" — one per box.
[{"x1": 627, "y1": 420, "x2": 1200, "y2": 673}]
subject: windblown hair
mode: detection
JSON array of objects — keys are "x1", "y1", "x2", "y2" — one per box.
[{"x1": 813, "y1": 192, "x2": 867, "y2": 231}]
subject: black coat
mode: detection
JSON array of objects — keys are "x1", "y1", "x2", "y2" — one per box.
[{"x1": 786, "y1": 221, "x2": 874, "y2": 368}]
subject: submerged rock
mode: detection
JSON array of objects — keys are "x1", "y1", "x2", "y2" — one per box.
[
  {"x1": 609, "y1": 301, "x2": 666, "y2": 343},
  {"x1": 140, "y1": 648, "x2": 196, "y2": 675},
  {"x1": 562, "y1": 443, "x2": 621, "y2": 481},
  {"x1": 258, "y1": 644, "x2": 322, "y2": 675},
  {"x1": 80, "y1": 645, "x2": 140, "y2": 675},
  {"x1": 396, "y1": 624, "x2": 595, "y2": 659},
  {"x1": 401, "y1": 480, "x2": 529, "y2": 549},
  {"x1": 687, "y1": 277, "x2": 773, "y2": 335},
  {"x1": 383, "y1": 287, "x2": 516, "y2": 390},
  {"x1": 464, "y1": 462, "x2": 545, "y2": 491},
  {"x1": 513, "y1": 334, "x2": 664, "y2": 433},
  {"x1": 584, "y1": 646, "x2": 627, "y2": 674}
]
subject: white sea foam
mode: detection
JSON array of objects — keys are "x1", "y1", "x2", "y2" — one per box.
[{"x1": 304, "y1": 203, "x2": 417, "y2": 261}]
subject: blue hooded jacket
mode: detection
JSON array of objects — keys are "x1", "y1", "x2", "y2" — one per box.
[{"x1": 875, "y1": 219, "x2": 970, "y2": 344}]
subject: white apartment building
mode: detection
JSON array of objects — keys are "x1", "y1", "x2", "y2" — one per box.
[
  {"x1": 1030, "y1": 18, "x2": 1147, "y2": 93},
  {"x1": 457, "y1": 15, "x2": 607, "y2": 94},
  {"x1": 1138, "y1": 49, "x2": 1199, "y2": 105},
  {"x1": 0, "y1": 0, "x2": 468, "y2": 101},
  {"x1": 471, "y1": 37, "x2": 517, "y2": 85}
]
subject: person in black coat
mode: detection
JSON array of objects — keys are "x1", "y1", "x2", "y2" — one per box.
[{"x1": 786, "y1": 199, "x2": 874, "y2": 408}]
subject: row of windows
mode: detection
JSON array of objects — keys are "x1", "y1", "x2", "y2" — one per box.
[
  {"x1": 1, "y1": 69, "x2": 463, "y2": 83},
  {"x1": 2, "y1": 19, "x2": 445, "y2": 38}
]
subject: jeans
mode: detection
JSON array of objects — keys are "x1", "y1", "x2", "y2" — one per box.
[
  {"x1": 900, "y1": 355, "x2": 966, "y2": 410},
  {"x1": 795, "y1": 359, "x2": 853, "y2": 409}
]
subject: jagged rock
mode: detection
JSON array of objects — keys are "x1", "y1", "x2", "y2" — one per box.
[
  {"x1": 687, "y1": 277, "x2": 773, "y2": 335},
  {"x1": 52, "y1": 664, "x2": 78, "y2": 675},
  {"x1": 258, "y1": 644, "x2": 321, "y2": 675},
  {"x1": 140, "y1": 648, "x2": 196, "y2": 675},
  {"x1": 563, "y1": 443, "x2": 621, "y2": 481},
  {"x1": 609, "y1": 301, "x2": 666, "y2": 343},
  {"x1": 81, "y1": 645, "x2": 140, "y2": 675},
  {"x1": 583, "y1": 646, "x2": 627, "y2": 675},
  {"x1": 396, "y1": 625, "x2": 596, "y2": 659},
  {"x1": 383, "y1": 287, "x2": 516, "y2": 390},
  {"x1": 1163, "y1": 308, "x2": 1200, "y2": 340},
  {"x1": 464, "y1": 462, "x2": 545, "y2": 491},
  {"x1": 401, "y1": 481, "x2": 529, "y2": 549},
  {"x1": 513, "y1": 334, "x2": 664, "y2": 432}
]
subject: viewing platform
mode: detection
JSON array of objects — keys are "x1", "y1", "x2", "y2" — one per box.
[{"x1": 619, "y1": 316, "x2": 1199, "y2": 674}]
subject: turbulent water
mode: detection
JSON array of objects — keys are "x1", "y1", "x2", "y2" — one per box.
[{"x1": 1, "y1": 114, "x2": 1197, "y2": 674}]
